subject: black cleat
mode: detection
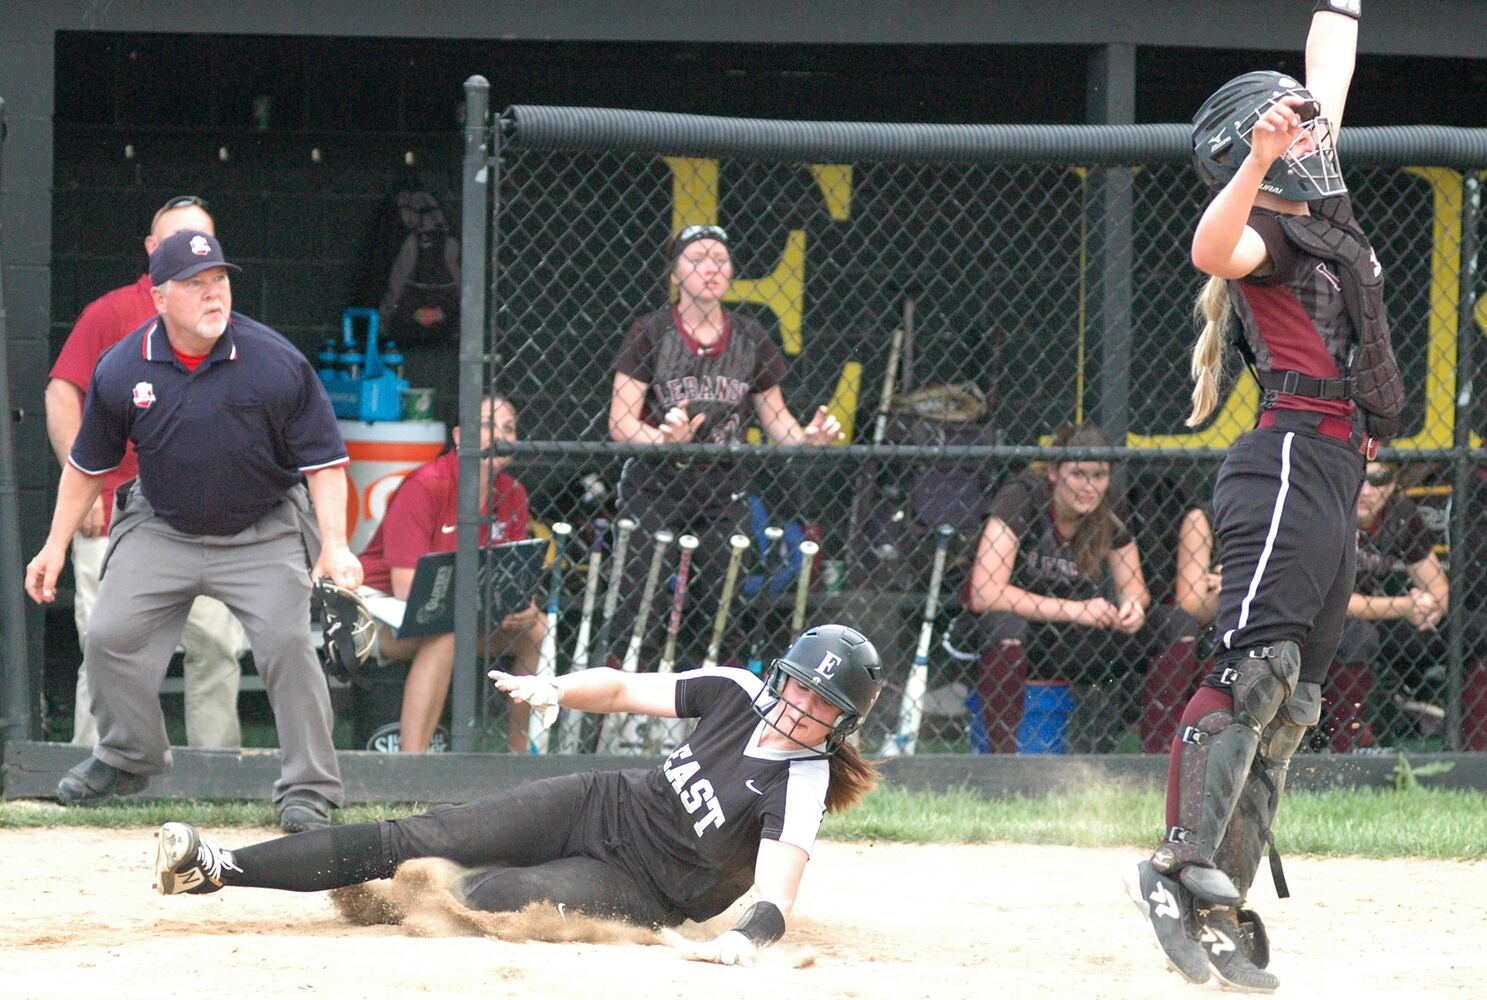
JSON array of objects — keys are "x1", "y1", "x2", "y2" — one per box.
[
  {"x1": 57, "y1": 755, "x2": 149, "y2": 806},
  {"x1": 1201, "y1": 907, "x2": 1280, "y2": 993},
  {"x1": 1124, "y1": 859, "x2": 1211, "y2": 984},
  {"x1": 154, "y1": 822, "x2": 238, "y2": 895},
  {"x1": 278, "y1": 789, "x2": 335, "y2": 833}
]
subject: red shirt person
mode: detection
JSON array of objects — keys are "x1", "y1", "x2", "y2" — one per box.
[{"x1": 359, "y1": 395, "x2": 545, "y2": 753}]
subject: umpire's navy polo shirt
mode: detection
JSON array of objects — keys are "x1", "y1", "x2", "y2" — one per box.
[{"x1": 70, "y1": 312, "x2": 348, "y2": 536}]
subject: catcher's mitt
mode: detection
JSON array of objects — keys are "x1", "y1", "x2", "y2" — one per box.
[{"x1": 314, "y1": 579, "x2": 376, "y2": 689}]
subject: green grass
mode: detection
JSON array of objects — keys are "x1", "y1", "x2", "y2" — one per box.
[
  {"x1": 4, "y1": 784, "x2": 1484, "y2": 859},
  {"x1": 819, "y1": 784, "x2": 1487, "y2": 859}
]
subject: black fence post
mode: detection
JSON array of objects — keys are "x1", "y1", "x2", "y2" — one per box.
[
  {"x1": 452, "y1": 76, "x2": 491, "y2": 753},
  {"x1": 1446, "y1": 171, "x2": 1481, "y2": 752},
  {"x1": 0, "y1": 96, "x2": 36, "y2": 745}
]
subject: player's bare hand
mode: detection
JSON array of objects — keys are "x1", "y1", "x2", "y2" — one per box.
[
  {"x1": 802, "y1": 405, "x2": 844, "y2": 446},
  {"x1": 659, "y1": 403, "x2": 705, "y2": 444},
  {"x1": 1114, "y1": 598, "x2": 1147, "y2": 635},
  {"x1": 79, "y1": 495, "x2": 108, "y2": 538},
  {"x1": 1075, "y1": 597, "x2": 1118, "y2": 628},
  {"x1": 501, "y1": 601, "x2": 540, "y2": 630},
  {"x1": 488, "y1": 670, "x2": 560, "y2": 729},
  {"x1": 313, "y1": 542, "x2": 364, "y2": 590},
  {"x1": 1407, "y1": 588, "x2": 1443, "y2": 630},
  {"x1": 664, "y1": 928, "x2": 756, "y2": 967},
  {"x1": 1204, "y1": 566, "x2": 1223, "y2": 597},
  {"x1": 24, "y1": 541, "x2": 69, "y2": 604}
]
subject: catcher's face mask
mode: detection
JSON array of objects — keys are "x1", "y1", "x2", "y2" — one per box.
[{"x1": 314, "y1": 580, "x2": 376, "y2": 689}]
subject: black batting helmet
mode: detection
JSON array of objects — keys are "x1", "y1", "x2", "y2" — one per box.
[
  {"x1": 1191, "y1": 70, "x2": 1345, "y2": 201},
  {"x1": 756, "y1": 624, "x2": 883, "y2": 753}
]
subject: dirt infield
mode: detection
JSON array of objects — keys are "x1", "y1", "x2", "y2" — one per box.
[{"x1": 0, "y1": 827, "x2": 1481, "y2": 999}]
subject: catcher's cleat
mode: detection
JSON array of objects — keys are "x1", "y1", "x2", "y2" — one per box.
[
  {"x1": 154, "y1": 822, "x2": 238, "y2": 895},
  {"x1": 1124, "y1": 859, "x2": 1211, "y2": 984},
  {"x1": 1201, "y1": 907, "x2": 1280, "y2": 993}
]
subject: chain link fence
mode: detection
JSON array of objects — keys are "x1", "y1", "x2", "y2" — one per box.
[{"x1": 441, "y1": 95, "x2": 1487, "y2": 757}]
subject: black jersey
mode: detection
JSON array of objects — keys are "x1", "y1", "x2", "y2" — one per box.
[
  {"x1": 612, "y1": 666, "x2": 831, "y2": 922},
  {"x1": 1355, "y1": 495, "x2": 1434, "y2": 597},
  {"x1": 988, "y1": 474, "x2": 1133, "y2": 602}
]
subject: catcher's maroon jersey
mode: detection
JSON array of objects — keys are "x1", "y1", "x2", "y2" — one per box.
[{"x1": 613, "y1": 666, "x2": 831, "y2": 921}]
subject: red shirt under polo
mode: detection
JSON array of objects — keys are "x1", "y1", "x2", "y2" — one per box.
[{"x1": 358, "y1": 449, "x2": 529, "y2": 593}]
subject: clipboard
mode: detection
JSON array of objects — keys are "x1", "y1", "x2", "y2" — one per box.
[{"x1": 363, "y1": 538, "x2": 547, "y2": 639}]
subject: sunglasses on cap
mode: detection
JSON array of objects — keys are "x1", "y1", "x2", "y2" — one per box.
[
  {"x1": 159, "y1": 195, "x2": 209, "y2": 213},
  {"x1": 677, "y1": 224, "x2": 729, "y2": 244},
  {"x1": 1364, "y1": 469, "x2": 1395, "y2": 488}
]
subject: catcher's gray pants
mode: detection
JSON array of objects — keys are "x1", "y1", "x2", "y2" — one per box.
[{"x1": 85, "y1": 485, "x2": 342, "y2": 805}]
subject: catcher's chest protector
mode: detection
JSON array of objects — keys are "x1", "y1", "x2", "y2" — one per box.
[{"x1": 1275, "y1": 198, "x2": 1405, "y2": 437}]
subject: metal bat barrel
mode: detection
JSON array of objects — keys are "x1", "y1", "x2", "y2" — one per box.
[
  {"x1": 703, "y1": 533, "x2": 750, "y2": 668},
  {"x1": 791, "y1": 539, "x2": 820, "y2": 635},
  {"x1": 529, "y1": 521, "x2": 572, "y2": 753},
  {"x1": 889, "y1": 523, "x2": 955, "y2": 756},
  {"x1": 598, "y1": 528, "x2": 672, "y2": 754},
  {"x1": 559, "y1": 518, "x2": 607, "y2": 753}
]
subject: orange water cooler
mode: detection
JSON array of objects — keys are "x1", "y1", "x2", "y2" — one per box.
[{"x1": 339, "y1": 419, "x2": 447, "y2": 554}]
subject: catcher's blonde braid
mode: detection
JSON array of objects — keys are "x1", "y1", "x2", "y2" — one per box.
[{"x1": 1187, "y1": 275, "x2": 1231, "y2": 427}]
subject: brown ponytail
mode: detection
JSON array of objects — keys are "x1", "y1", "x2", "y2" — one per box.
[
  {"x1": 1187, "y1": 275, "x2": 1231, "y2": 427},
  {"x1": 825, "y1": 741, "x2": 880, "y2": 813}
]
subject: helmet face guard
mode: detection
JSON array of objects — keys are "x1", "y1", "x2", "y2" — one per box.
[
  {"x1": 314, "y1": 580, "x2": 376, "y2": 689},
  {"x1": 749, "y1": 624, "x2": 883, "y2": 754},
  {"x1": 1192, "y1": 72, "x2": 1347, "y2": 201}
]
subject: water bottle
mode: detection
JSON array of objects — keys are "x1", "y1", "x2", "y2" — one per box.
[
  {"x1": 317, "y1": 336, "x2": 340, "y2": 377},
  {"x1": 383, "y1": 340, "x2": 404, "y2": 381}
]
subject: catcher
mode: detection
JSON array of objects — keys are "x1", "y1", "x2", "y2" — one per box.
[{"x1": 154, "y1": 624, "x2": 883, "y2": 965}]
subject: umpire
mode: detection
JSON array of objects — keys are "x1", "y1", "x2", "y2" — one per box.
[{"x1": 25, "y1": 230, "x2": 362, "y2": 832}]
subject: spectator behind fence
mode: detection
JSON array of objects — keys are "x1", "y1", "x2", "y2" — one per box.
[
  {"x1": 944, "y1": 422, "x2": 1194, "y2": 753},
  {"x1": 1324, "y1": 460, "x2": 1481, "y2": 751},
  {"x1": 608, "y1": 225, "x2": 841, "y2": 660},
  {"x1": 24, "y1": 230, "x2": 360, "y2": 834},
  {"x1": 45, "y1": 195, "x2": 246, "y2": 749},
  {"x1": 357, "y1": 394, "x2": 545, "y2": 753}
]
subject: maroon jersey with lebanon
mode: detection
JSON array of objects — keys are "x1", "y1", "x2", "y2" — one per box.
[
  {"x1": 612, "y1": 667, "x2": 831, "y2": 921},
  {"x1": 987, "y1": 474, "x2": 1132, "y2": 602},
  {"x1": 614, "y1": 306, "x2": 788, "y2": 446},
  {"x1": 1226, "y1": 198, "x2": 1361, "y2": 421},
  {"x1": 1354, "y1": 495, "x2": 1434, "y2": 597}
]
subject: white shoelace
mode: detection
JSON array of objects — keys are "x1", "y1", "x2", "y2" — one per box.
[{"x1": 196, "y1": 840, "x2": 243, "y2": 883}]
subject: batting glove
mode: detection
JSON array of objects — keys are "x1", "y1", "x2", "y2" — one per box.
[
  {"x1": 488, "y1": 670, "x2": 561, "y2": 730},
  {"x1": 665, "y1": 929, "x2": 756, "y2": 967}
]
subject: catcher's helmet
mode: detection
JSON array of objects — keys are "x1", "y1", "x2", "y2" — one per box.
[
  {"x1": 314, "y1": 580, "x2": 376, "y2": 689},
  {"x1": 754, "y1": 624, "x2": 884, "y2": 753},
  {"x1": 1191, "y1": 70, "x2": 1345, "y2": 201}
]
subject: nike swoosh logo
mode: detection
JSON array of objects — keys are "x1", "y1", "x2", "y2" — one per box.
[
  {"x1": 745, "y1": 779, "x2": 763, "y2": 795},
  {"x1": 440, "y1": 524, "x2": 457, "y2": 534}
]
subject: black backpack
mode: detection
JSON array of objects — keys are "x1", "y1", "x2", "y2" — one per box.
[{"x1": 376, "y1": 190, "x2": 460, "y2": 347}]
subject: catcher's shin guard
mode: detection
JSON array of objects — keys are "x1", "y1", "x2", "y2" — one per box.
[
  {"x1": 1154, "y1": 642, "x2": 1300, "y2": 906},
  {"x1": 1212, "y1": 682, "x2": 1321, "y2": 901}
]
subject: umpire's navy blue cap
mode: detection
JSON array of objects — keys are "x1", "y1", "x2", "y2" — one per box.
[{"x1": 148, "y1": 229, "x2": 241, "y2": 286}]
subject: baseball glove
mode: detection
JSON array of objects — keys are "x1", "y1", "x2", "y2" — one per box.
[{"x1": 314, "y1": 579, "x2": 376, "y2": 690}]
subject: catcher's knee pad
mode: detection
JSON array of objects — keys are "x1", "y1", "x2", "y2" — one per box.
[
  {"x1": 1222, "y1": 640, "x2": 1301, "y2": 733},
  {"x1": 1211, "y1": 682, "x2": 1321, "y2": 902}
]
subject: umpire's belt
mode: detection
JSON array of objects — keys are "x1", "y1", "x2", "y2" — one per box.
[
  {"x1": 1257, "y1": 369, "x2": 1356, "y2": 401},
  {"x1": 1257, "y1": 408, "x2": 1379, "y2": 461}
]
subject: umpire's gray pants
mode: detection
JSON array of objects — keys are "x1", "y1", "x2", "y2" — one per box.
[{"x1": 85, "y1": 486, "x2": 342, "y2": 805}]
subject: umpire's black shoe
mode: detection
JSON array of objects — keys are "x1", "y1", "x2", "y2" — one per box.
[
  {"x1": 1201, "y1": 907, "x2": 1280, "y2": 993},
  {"x1": 1123, "y1": 859, "x2": 1211, "y2": 984},
  {"x1": 278, "y1": 789, "x2": 335, "y2": 833},
  {"x1": 155, "y1": 822, "x2": 238, "y2": 895},
  {"x1": 56, "y1": 755, "x2": 150, "y2": 806}
]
